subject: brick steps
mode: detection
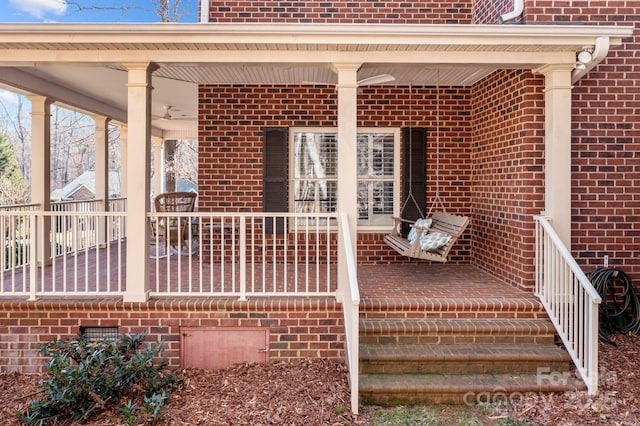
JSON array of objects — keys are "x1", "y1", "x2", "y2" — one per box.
[
  {"x1": 359, "y1": 372, "x2": 584, "y2": 405},
  {"x1": 360, "y1": 343, "x2": 571, "y2": 375},
  {"x1": 358, "y1": 296, "x2": 577, "y2": 405},
  {"x1": 360, "y1": 318, "x2": 557, "y2": 345},
  {"x1": 360, "y1": 297, "x2": 547, "y2": 320}
]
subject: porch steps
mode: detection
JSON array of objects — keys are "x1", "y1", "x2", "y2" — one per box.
[
  {"x1": 360, "y1": 343, "x2": 571, "y2": 375},
  {"x1": 359, "y1": 298, "x2": 580, "y2": 405}
]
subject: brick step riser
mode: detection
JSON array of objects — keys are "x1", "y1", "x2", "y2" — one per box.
[
  {"x1": 360, "y1": 334, "x2": 557, "y2": 345},
  {"x1": 361, "y1": 386, "x2": 572, "y2": 406},
  {"x1": 360, "y1": 359, "x2": 571, "y2": 375},
  {"x1": 359, "y1": 299, "x2": 548, "y2": 321},
  {"x1": 360, "y1": 311, "x2": 548, "y2": 320}
]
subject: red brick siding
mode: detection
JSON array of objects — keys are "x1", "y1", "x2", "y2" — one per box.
[
  {"x1": 524, "y1": 1, "x2": 640, "y2": 282},
  {"x1": 0, "y1": 300, "x2": 344, "y2": 374},
  {"x1": 470, "y1": 70, "x2": 545, "y2": 290},
  {"x1": 198, "y1": 85, "x2": 473, "y2": 264},
  {"x1": 207, "y1": 1, "x2": 473, "y2": 24}
]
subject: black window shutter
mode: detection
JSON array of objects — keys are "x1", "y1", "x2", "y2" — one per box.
[
  {"x1": 401, "y1": 127, "x2": 427, "y2": 234},
  {"x1": 263, "y1": 127, "x2": 288, "y2": 234}
]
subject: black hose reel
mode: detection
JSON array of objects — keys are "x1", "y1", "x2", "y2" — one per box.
[{"x1": 590, "y1": 267, "x2": 640, "y2": 344}]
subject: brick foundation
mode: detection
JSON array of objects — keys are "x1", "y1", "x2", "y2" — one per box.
[{"x1": 0, "y1": 299, "x2": 344, "y2": 374}]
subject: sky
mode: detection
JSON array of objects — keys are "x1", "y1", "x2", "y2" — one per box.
[{"x1": 0, "y1": 0, "x2": 198, "y2": 23}]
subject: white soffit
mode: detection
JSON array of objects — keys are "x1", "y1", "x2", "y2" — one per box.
[{"x1": 0, "y1": 23, "x2": 633, "y2": 131}]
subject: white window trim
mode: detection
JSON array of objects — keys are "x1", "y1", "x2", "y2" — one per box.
[{"x1": 288, "y1": 127, "x2": 400, "y2": 232}]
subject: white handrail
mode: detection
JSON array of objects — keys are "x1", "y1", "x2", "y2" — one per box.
[
  {"x1": 534, "y1": 214, "x2": 601, "y2": 394},
  {"x1": 339, "y1": 213, "x2": 360, "y2": 415}
]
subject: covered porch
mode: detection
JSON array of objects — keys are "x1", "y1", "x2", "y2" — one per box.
[
  {"x1": 0, "y1": 23, "x2": 632, "y2": 304},
  {"x1": 0, "y1": 22, "x2": 633, "y2": 411}
]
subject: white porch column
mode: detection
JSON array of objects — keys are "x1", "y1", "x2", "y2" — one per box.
[
  {"x1": 27, "y1": 95, "x2": 52, "y2": 264},
  {"x1": 334, "y1": 63, "x2": 360, "y2": 298},
  {"x1": 152, "y1": 136, "x2": 164, "y2": 201},
  {"x1": 123, "y1": 62, "x2": 157, "y2": 302},
  {"x1": 119, "y1": 127, "x2": 128, "y2": 198},
  {"x1": 91, "y1": 114, "x2": 110, "y2": 246},
  {"x1": 538, "y1": 64, "x2": 574, "y2": 246}
]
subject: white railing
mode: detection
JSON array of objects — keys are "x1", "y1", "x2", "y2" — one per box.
[
  {"x1": 2, "y1": 210, "x2": 340, "y2": 300},
  {"x1": 1, "y1": 211, "x2": 127, "y2": 298},
  {"x1": 51, "y1": 199, "x2": 101, "y2": 212},
  {"x1": 339, "y1": 213, "x2": 360, "y2": 415},
  {"x1": 534, "y1": 214, "x2": 602, "y2": 394},
  {"x1": 108, "y1": 197, "x2": 127, "y2": 212},
  {"x1": 147, "y1": 212, "x2": 338, "y2": 298},
  {"x1": 0, "y1": 203, "x2": 40, "y2": 212}
]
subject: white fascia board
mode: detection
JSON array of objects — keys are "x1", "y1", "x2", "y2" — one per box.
[
  {"x1": 0, "y1": 23, "x2": 632, "y2": 50},
  {"x1": 0, "y1": 49, "x2": 577, "y2": 67}
]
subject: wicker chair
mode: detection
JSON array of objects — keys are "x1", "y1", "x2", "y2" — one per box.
[{"x1": 153, "y1": 191, "x2": 197, "y2": 253}]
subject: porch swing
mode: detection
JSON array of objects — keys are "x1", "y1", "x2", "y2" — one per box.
[{"x1": 384, "y1": 79, "x2": 469, "y2": 263}]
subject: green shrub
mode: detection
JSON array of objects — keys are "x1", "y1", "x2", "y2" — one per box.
[{"x1": 21, "y1": 332, "x2": 179, "y2": 425}]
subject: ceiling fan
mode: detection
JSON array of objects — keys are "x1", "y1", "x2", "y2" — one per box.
[
  {"x1": 154, "y1": 105, "x2": 193, "y2": 121},
  {"x1": 303, "y1": 73, "x2": 395, "y2": 86}
]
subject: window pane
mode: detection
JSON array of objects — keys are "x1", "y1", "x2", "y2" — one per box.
[
  {"x1": 358, "y1": 181, "x2": 394, "y2": 224},
  {"x1": 357, "y1": 134, "x2": 394, "y2": 178},
  {"x1": 293, "y1": 133, "x2": 337, "y2": 179},
  {"x1": 357, "y1": 181, "x2": 368, "y2": 220},
  {"x1": 357, "y1": 135, "x2": 369, "y2": 176},
  {"x1": 293, "y1": 179, "x2": 336, "y2": 213},
  {"x1": 373, "y1": 134, "x2": 394, "y2": 177},
  {"x1": 372, "y1": 181, "x2": 394, "y2": 215}
]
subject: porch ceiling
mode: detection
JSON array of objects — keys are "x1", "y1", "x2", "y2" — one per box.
[{"x1": 0, "y1": 23, "x2": 632, "y2": 137}]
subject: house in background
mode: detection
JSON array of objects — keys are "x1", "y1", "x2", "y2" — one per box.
[
  {"x1": 49, "y1": 169, "x2": 196, "y2": 202},
  {"x1": 0, "y1": 0, "x2": 637, "y2": 412},
  {"x1": 50, "y1": 170, "x2": 122, "y2": 201}
]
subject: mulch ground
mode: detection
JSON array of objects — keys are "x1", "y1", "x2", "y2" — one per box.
[{"x1": 2, "y1": 334, "x2": 639, "y2": 425}]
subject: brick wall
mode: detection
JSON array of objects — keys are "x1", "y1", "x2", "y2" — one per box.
[
  {"x1": 207, "y1": 1, "x2": 473, "y2": 24},
  {"x1": 198, "y1": 85, "x2": 473, "y2": 264},
  {"x1": 0, "y1": 299, "x2": 344, "y2": 374},
  {"x1": 523, "y1": 1, "x2": 640, "y2": 282},
  {"x1": 470, "y1": 70, "x2": 545, "y2": 290}
]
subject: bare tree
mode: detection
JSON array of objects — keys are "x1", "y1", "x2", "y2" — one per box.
[
  {"x1": 66, "y1": 0, "x2": 188, "y2": 22},
  {"x1": 0, "y1": 96, "x2": 30, "y2": 179},
  {"x1": 152, "y1": 0, "x2": 186, "y2": 22},
  {"x1": 163, "y1": 139, "x2": 197, "y2": 191}
]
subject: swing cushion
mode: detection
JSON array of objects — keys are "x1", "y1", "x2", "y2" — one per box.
[
  {"x1": 418, "y1": 232, "x2": 451, "y2": 252},
  {"x1": 407, "y1": 218, "x2": 432, "y2": 244}
]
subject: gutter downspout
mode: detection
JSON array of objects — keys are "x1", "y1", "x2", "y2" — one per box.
[
  {"x1": 500, "y1": 0, "x2": 524, "y2": 23},
  {"x1": 199, "y1": 0, "x2": 210, "y2": 23},
  {"x1": 572, "y1": 37, "x2": 610, "y2": 84}
]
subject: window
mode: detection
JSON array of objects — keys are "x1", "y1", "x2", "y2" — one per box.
[
  {"x1": 357, "y1": 133, "x2": 396, "y2": 226},
  {"x1": 292, "y1": 131, "x2": 337, "y2": 215},
  {"x1": 289, "y1": 128, "x2": 399, "y2": 228}
]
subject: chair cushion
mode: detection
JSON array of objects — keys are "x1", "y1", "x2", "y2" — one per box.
[
  {"x1": 407, "y1": 218, "x2": 432, "y2": 244},
  {"x1": 419, "y1": 232, "x2": 451, "y2": 252}
]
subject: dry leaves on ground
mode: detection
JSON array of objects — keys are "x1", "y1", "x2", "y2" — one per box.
[
  {"x1": 507, "y1": 333, "x2": 640, "y2": 425},
  {"x1": 2, "y1": 334, "x2": 640, "y2": 425}
]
